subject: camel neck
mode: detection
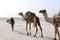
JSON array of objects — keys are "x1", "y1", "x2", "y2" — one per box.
[
  {"x1": 22, "y1": 14, "x2": 26, "y2": 21},
  {"x1": 43, "y1": 12, "x2": 53, "y2": 23},
  {"x1": 21, "y1": 14, "x2": 25, "y2": 18}
]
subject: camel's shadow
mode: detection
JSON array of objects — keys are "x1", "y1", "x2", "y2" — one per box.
[
  {"x1": 15, "y1": 30, "x2": 54, "y2": 40},
  {"x1": 42, "y1": 37, "x2": 55, "y2": 40},
  {"x1": 15, "y1": 30, "x2": 26, "y2": 35}
]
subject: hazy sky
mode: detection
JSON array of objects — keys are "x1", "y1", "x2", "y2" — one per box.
[{"x1": 0, "y1": 0, "x2": 60, "y2": 17}]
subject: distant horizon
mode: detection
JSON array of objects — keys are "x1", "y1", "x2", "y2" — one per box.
[{"x1": 0, "y1": 0, "x2": 60, "y2": 17}]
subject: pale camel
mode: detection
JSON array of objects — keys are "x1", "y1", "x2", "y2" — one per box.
[
  {"x1": 18, "y1": 11, "x2": 43, "y2": 37},
  {"x1": 39, "y1": 9, "x2": 60, "y2": 40}
]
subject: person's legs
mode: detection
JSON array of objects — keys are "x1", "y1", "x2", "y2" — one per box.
[{"x1": 11, "y1": 24, "x2": 14, "y2": 31}]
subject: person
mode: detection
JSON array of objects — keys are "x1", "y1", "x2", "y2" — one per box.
[{"x1": 10, "y1": 17, "x2": 15, "y2": 31}]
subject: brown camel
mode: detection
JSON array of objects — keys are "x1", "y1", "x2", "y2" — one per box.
[
  {"x1": 18, "y1": 11, "x2": 43, "y2": 37},
  {"x1": 39, "y1": 9, "x2": 60, "y2": 40}
]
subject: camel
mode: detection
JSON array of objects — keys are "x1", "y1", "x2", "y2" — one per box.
[
  {"x1": 18, "y1": 11, "x2": 43, "y2": 37},
  {"x1": 39, "y1": 9, "x2": 60, "y2": 40}
]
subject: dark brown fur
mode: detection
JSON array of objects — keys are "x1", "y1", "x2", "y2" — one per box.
[{"x1": 18, "y1": 11, "x2": 43, "y2": 37}]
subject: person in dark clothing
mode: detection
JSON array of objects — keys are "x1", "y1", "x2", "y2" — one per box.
[{"x1": 10, "y1": 17, "x2": 15, "y2": 31}]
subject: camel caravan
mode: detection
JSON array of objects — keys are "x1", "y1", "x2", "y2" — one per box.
[{"x1": 18, "y1": 10, "x2": 60, "y2": 40}]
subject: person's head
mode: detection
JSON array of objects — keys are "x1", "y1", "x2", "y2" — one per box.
[{"x1": 11, "y1": 17, "x2": 14, "y2": 20}]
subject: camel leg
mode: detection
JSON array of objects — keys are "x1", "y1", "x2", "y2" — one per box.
[
  {"x1": 29, "y1": 22, "x2": 31, "y2": 34},
  {"x1": 39, "y1": 25, "x2": 43, "y2": 37},
  {"x1": 57, "y1": 28, "x2": 60, "y2": 40},
  {"x1": 34, "y1": 24, "x2": 38, "y2": 37},
  {"x1": 58, "y1": 33, "x2": 60, "y2": 40},
  {"x1": 26, "y1": 22, "x2": 29, "y2": 35},
  {"x1": 55, "y1": 28, "x2": 60, "y2": 40},
  {"x1": 54, "y1": 27, "x2": 58, "y2": 40}
]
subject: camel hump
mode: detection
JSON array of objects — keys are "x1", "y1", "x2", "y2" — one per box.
[
  {"x1": 53, "y1": 13, "x2": 60, "y2": 23},
  {"x1": 25, "y1": 11, "x2": 36, "y2": 20},
  {"x1": 57, "y1": 11, "x2": 60, "y2": 22},
  {"x1": 57, "y1": 15, "x2": 60, "y2": 23}
]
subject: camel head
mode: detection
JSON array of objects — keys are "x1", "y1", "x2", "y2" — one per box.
[
  {"x1": 39, "y1": 9, "x2": 46, "y2": 14},
  {"x1": 18, "y1": 12, "x2": 23, "y2": 16}
]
